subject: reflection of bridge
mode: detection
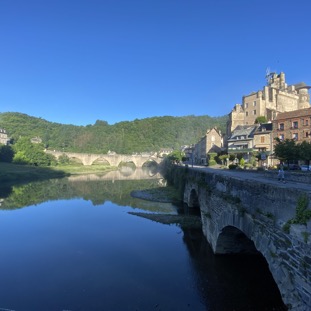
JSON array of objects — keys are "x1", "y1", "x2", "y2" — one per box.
[
  {"x1": 46, "y1": 150, "x2": 163, "y2": 167},
  {"x1": 67, "y1": 168, "x2": 165, "y2": 182}
]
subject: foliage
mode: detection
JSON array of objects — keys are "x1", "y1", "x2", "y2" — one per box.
[
  {"x1": 58, "y1": 154, "x2": 70, "y2": 165},
  {"x1": 0, "y1": 112, "x2": 228, "y2": 154},
  {"x1": 167, "y1": 150, "x2": 185, "y2": 163},
  {"x1": 228, "y1": 164, "x2": 237, "y2": 169},
  {"x1": 240, "y1": 158, "x2": 245, "y2": 166},
  {"x1": 274, "y1": 138, "x2": 299, "y2": 165},
  {"x1": 283, "y1": 195, "x2": 311, "y2": 233},
  {"x1": 292, "y1": 195, "x2": 311, "y2": 225},
  {"x1": 218, "y1": 154, "x2": 228, "y2": 165},
  {"x1": 12, "y1": 137, "x2": 56, "y2": 166},
  {"x1": 0, "y1": 145, "x2": 14, "y2": 162},
  {"x1": 207, "y1": 152, "x2": 217, "y2": 166},
  {"x1": 255, "y1": 116, "x2": 267, "y2": 124},
  {"x1": 298, "y1": 141, "x2": 311, "y2": 164}
]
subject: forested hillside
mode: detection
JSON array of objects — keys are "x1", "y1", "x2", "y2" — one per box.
[{"x1": 0, "y1": 112, "x2": 228, "y2": 154}]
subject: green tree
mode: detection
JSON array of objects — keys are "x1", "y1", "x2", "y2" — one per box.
[
  {"x1": 13, "y1": 137, "x2": 55, "y2": 166},
  {"x1": 0, "y1": 145, "x2": 14, "y2": 162},
  {"x1": 167, "y1": 150, "x2": 184, "y2": 163},
  {"x1": 255, "y1": 116, "x2": 268, "y2": 124},
  {"x1": 240, "y1": 158, "x2": 245, "y2": 167},
  {"x1": 274, "y1": 138, "x2": 299, "y2": 166},
  {"x1": 298, "y1": 141, "x2": 311, "y2": 165}
]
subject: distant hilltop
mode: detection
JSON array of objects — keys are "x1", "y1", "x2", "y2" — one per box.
[{"x1": 0, "y1": 112, "x2": 228, "y2": 154}]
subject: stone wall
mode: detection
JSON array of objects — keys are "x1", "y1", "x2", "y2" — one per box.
[{"x1": 177, "y1": 168, "x2": 311, "y2": 310}]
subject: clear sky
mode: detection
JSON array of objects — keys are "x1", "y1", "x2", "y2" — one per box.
[{"x1": 0, "y1": 0, "x2": 310, "y2": 126}]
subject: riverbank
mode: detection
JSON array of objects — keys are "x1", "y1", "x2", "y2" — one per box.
[
  {"x1": 130, "y1": 186, "x2": 181, "y2": 203},
  {"x1": 130, "y1": 186, "x2": 202, "y2": 229},
  {"x1": 129, "y1": 212, "x2": 202, "y2": 229},
  {"x1": 0, "y1": 162, "x2": 116, "y2": 185}
]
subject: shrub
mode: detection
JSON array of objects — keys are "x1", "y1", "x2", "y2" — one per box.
[{"x1": 208, "y1": 159, "x2": 217, "y2": 166}]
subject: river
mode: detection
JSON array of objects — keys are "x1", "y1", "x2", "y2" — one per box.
[{"x1": 0, "y1": 168, "x2": 286, "y2": 311}]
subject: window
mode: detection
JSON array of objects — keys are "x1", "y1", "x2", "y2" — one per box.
[
  {"x1": 260, "y1": 136, "x2": 265, "y2": 143},
  {"x1": 306, "y1": 119, "x2": 309, "y2": 126},
  {"x1": 279, "y1": 123, "x2": 284, "y2": 130},
  {"x1": 253, "y1": 101, "x2": 256, "y2": 106},
  {"x1": 293, "y1": 133, "x2": 298, "y2": 140},
  {"x1": 253, "y1": 110, "x2": 257, "y2": 115},
  {"x1": 279, "y1": 134, "x2": 284, "y2": 141},
  {"x1": 306, "y1": 132, "x2": 309, "y2": 138},
  {"x1": 246, "y1": 111, "x2": 248, "y2": 116},
  {"x1": 293, "y1": 121, "x2": 298, "y2": 129},
  {"x1": 245, "y1": 103, "x2": 249, "y2": 108}
]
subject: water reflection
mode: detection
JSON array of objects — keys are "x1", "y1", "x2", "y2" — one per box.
[
  {"x1": 0, "y1": 169, "x2": 172, "y2": 212},
  {"x1": 0, "y1": 168, "x2": 286, "y2": 310}
]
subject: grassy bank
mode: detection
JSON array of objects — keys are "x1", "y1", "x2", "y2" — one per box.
[
  {"x1": 0, "y1": 162, "x2": 116, "y2": 185},
  {"x1": 51, "y1": 164, "x2": 117, "y2": 175}
]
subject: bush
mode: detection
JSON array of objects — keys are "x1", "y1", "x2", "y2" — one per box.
[
  {"x1": 229, "y1": 164, "x2": 237, "y2": 170},
  {"x1": 208, "y1": 159, "x2": 217, "y2": 166},
  {"x1": 240, "y1": 158, "x2": 245, "y2": 167}
]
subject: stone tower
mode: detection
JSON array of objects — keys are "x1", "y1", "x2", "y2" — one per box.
[{"x1": 227, "y1": 72, "x2": 311, "y2": 136}]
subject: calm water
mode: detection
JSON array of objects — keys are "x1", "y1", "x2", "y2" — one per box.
[{"x1": 0, "y1": 172, "x2": 286, "y2": 311}]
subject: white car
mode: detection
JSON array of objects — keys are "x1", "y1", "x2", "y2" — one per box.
[{"x1": 300, "y1": 165, "x2": 311, "y2": 171}]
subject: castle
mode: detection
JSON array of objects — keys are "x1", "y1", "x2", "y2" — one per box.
[{"x1": 227, "y1": 72, "x2": 311, "y2": 137}]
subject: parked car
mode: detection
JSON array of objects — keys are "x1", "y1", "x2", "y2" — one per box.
[
  {"x1": 288, "y1": 164, "x2": 300, "y2": 170},
  {"x1": 300, "y1": 165, "x2": 311, "y2": 171}
]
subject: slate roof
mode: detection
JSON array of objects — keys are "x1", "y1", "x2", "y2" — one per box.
[{"x1": 228, "y1": 125, "x2": 258, "y2": 140}]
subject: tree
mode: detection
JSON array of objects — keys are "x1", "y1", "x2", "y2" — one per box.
[
  {"x1": 298, "y1": 141, "x2": 311, "y2": 165},
  {"x1": 274, "y1": 138, "x2": 299, "y2": 166},
  {"x1": 167, "y1": 150, "x2": 184, "y2": 163},
  {"x1": 0, "y1": 145, "x2": 14, "y2": 162},
  {"x1": 12, "y1": 137, "x2": 55, "y2": 166},
  {"x1": 255, "y1": 116, "x2": 268, "y2": 124}
]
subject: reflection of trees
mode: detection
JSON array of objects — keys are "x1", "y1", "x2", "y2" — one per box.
[{"x1": 0, "y1": 178, "x2": 173, "y2": 213}]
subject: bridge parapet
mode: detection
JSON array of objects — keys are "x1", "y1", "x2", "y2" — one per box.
[{"x1": 168, "y1": 166, "x2": 311, "y2": 310}]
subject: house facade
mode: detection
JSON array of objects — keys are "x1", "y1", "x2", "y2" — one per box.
[
  {"x1": 0, "y1": 129, "x2": 10, "y2": 145},
  {"x1": 227, "y1": 72, "x2": 311, "y2": 138},
  {"x1": 194, "y1": 128, "x2": 223, "y2": 165},
  {"x1": 253, "y1": 123, "x2": 273, "y2": 166},
  {"x1": 272, "y1": 108, "x2": 311, "y2": 143},
  {"x1": 227, "y1": 125, "x2": 258, "y2": 158}
]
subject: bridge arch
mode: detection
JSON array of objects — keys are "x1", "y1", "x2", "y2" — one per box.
[
  {"x1": 189, "y1": 189, "x2": 200, "y2": 208},
  {"x1": 215, "y1": 225, "x2": 258, "y2": 255},
  {"x1": 92, "y1": 157, "x2": 111, "y2": 166},
  {"x1": 68, "y1": 156, "x2": 83, "y2": 165}
]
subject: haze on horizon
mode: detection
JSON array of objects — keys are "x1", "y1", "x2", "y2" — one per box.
[{"x1": 0, "y1": 0, "x2": 310, "y2": 126}]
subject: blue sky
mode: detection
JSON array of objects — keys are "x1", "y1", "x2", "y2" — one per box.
[{"x1": 0, "y1": 0, "x2": 310, "y2": 126}]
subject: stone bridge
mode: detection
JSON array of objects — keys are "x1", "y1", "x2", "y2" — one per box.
[
  {"x1": 46, "y1": 150, "x2": 163, "y2": 167},
  {"x1": 168, "y1": 166, "x2": 311, "y2": 310}
]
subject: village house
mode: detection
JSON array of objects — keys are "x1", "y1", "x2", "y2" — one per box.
[
  {"x1": 227, "y1": 125, "x2": 258, "y2": 162},
  {"x1": 0, "y1": 128, "x2": 10, "y2": 145},
  {"x1": 194, "y1": 127, "x2": 223, "y2": 165},
  {"x1": 253, "y1": 123, "x2": 273, "y2": 166},
  {"x1": 272, "y1": 107, "x2": 311, "y2": 144}
]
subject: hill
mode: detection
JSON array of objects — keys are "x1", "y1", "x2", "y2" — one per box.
[{"x1": 0, "y1": 112, "x2": 228, "y2": 154}]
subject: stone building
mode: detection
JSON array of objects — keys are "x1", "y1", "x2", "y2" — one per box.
[
  {"x1": 194, "y1": 127, "x2": 223, "y2": 165},
  {"x1": 253, "y1": 123, "x2": 273, "y2": 166},
  {"x1": 227, "y1": 125, "x2": 258, "y2": 158},
  {"x1": 272, "y1": 107, "x2": 311, "y2": 143},
  {"x1": 0, "y1": 128, "x2": 10, "y2": 145},
  {"x1": 227, "y1": 72, "x2": 311, "y2": 138}
]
